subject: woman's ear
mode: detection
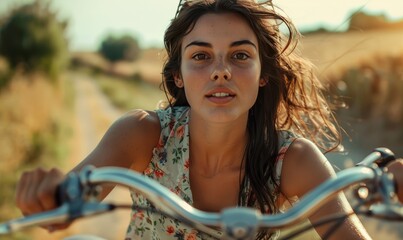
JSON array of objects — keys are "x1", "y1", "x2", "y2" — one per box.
[
  {"x1": 259, "y1": 77, "x2": 267, "y2": 87},
  {"x1": 174, "y1": 74, "x2": 184, "y2": 88}
]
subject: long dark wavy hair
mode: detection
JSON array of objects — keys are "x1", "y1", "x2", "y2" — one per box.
[{"x1": 162, "y1": 0, "x2": 341, "y2": 238}]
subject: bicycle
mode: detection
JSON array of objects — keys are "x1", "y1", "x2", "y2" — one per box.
[{"x1": 0, "y1": 147, "x2": 402, "y2": 240}]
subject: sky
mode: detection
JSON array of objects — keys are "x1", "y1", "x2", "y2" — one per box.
[{"x1": 0, "y1": 0, "x2": 402, "y2": 51}]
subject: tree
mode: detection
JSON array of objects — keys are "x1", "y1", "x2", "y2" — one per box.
[
  {"x1": 0, "y1": 1, "x2": 69, "y2": 80},
  {"x1": 99, "y1": 34, "x2": 141, "y2": 63}
]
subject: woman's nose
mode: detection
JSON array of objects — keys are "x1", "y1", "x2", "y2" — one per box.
[{"x1": 210, "y1": 59, "x2": 232, "y2": 81}]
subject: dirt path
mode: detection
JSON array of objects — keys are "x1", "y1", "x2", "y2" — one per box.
[
  {"x1": 67, "y1": 73, "x2": 131, "y2": 240},
  {"x1": 33, "y1": 73, "x2": 132, "y2": 240}
]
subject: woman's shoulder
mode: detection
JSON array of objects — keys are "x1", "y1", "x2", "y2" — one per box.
[
  {"x1": 282, "y1": 138, "x2": 331, "y2": 174},
  {"x1": 280, "y1": 137, "x2": 336, "y2": 198},
  {"x1": 103, "y1": 109, "x2": 161, "y2": 157},
  {"x1": 111, "y1": 106, "x2": 189, "y2": 139},
  {"x1": 115, "y1": 109, "x2": 161, "y2": 133},
  {"x1": 80, "y1": 109, "x2": 161, "y2": 172}
]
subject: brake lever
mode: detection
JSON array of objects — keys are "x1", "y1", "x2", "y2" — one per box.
[
  {"x1": 57, "y1": 165, "x2": 115, "y2": 222},
  {"x1": 356, "y1": 148, "x2": 396, "y2": 168},
  {"x1": 0, "y1": 166, "x2": 115, "y2": 235}
]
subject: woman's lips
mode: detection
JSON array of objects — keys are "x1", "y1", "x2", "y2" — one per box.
[{"x1": 206, "y1": 91, "x2": 235, "y2": 104}]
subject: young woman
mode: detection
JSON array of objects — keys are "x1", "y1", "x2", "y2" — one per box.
[{"x1": 16, "y1": 0, "x2": 402, "y2": 239}]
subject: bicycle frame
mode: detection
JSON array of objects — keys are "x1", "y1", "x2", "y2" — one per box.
[{"x1": 0, "y1": 148, "x2": 401, "y2": 240}]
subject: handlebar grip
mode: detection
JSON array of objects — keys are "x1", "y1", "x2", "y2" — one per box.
[
  {"x1": 356, "y1": 147, "x2": 396, "y2": 168},
  {"x1": 374, "y1": 148, "x2": 396, "y2": 167}
]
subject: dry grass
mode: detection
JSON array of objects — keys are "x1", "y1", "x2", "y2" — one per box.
[
  {"x1": 0, "y1": 73, "x2": 61, "y2": 170},
  {"x1": 299, "y1": 28, "x2": 403, "y2": 80},
  {"x1": 0, "y1": 72, "x2": 74, "y2": 240}
]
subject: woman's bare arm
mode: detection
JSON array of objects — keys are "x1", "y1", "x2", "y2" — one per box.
[
  {"x1": 15, "y1": 109, "x2": 160, "y2": 217},
  {"x1": 280, "y1": 138, "x2": 372, "y2": 240}
]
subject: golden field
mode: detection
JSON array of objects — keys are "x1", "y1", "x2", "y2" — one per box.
[
  {"x1": 72, "y1": 27, "x2": 403, "y2": 86},
  {"x1": 300, "y1": 28, "x2": 403, "y2": 79}
]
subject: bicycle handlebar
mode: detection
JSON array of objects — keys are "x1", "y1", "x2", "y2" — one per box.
[{"x1": 0, "y1": 148, "x2": 402, "y2": 239}]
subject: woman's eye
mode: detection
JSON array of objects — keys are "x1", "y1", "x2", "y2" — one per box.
[
  {"x1": 233, "y1": 52, "x2": 249, "y2": 60},
  {"x1": 192, "y1": 53, "x2": 209, "y2": 61}
]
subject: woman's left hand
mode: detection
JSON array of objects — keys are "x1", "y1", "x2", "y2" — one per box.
[{"x1": 386, "y1": 159, "x2": 403, "y2": 202}]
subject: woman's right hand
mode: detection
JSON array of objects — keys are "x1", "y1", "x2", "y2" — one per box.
[{"x1": 15, "y1": 167, "x2": 68, "y2": 231}]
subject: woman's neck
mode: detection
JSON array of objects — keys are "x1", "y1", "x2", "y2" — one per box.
[{"x1": 188, "y1": 112, "x2": 248, "y2": 176}]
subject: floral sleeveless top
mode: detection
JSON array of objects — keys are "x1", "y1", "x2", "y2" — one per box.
[{"x1": 125, "y1": 106, "x2": 296, "y2": 240}]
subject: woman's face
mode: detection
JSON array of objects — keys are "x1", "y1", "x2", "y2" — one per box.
[{"x1": 179, "y1": 12, "x2": 263, "y2": 124}]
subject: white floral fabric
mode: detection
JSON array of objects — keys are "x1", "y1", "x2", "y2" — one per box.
[{"x1": 125, "y1": 106, "x2": 296, "y2": 240}]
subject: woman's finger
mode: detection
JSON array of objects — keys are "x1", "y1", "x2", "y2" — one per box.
[
  {"x1": 25, "y1": 168, "x2": 47, "y2": 214},
  {"x1": 36, "y1": 168, "x2": 65, "y2": 210},
  {"x1": 16, "y1": 169, "x2": 44, "y2": 215}
]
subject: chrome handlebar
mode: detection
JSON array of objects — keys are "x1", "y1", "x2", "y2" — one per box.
[{"x1": 0, "y1": 148, "x2": 401, "y2": 240}]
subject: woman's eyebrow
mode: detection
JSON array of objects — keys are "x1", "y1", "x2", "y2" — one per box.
[
  {"x1": 184, "y1": 40, "x2": 257, "y2": 50},
  {"x1": 230, "y1": 40, "x2": 257, "y2": 49},
  {"x1": 184, "y1": 41, "x2": 211, "y2": 49}
]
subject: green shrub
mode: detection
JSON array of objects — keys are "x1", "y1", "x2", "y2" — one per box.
[
  {"x1": 0, "y1": 1, "x2": 69, "y2": 80},
  {"x1": 99, "y1": 34, "x2": 141, "y2": 63}
]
